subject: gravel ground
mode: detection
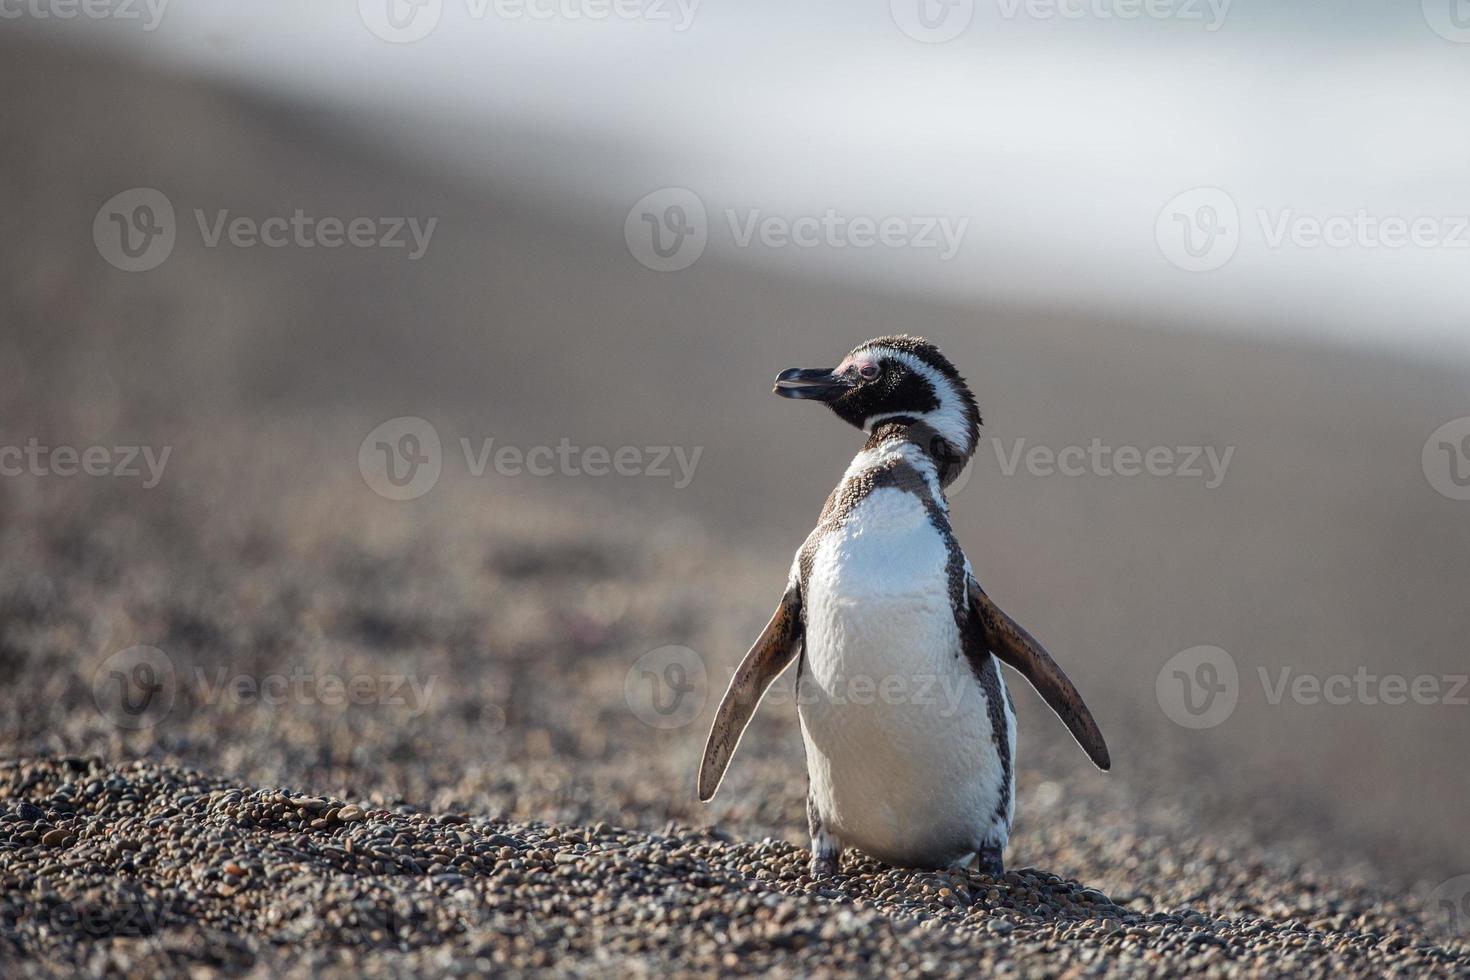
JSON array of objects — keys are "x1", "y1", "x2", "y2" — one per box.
[
  {"x1": 2, "y1": 444, "x2": 1469, "y2": 978},
  {"x1": 2, "y1": 755, "x2": 1467, "y2": 978}
]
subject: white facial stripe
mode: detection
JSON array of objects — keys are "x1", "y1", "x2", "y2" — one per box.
[{"x1": 859, "y1": 347, "x2": 973, "y2": 454}]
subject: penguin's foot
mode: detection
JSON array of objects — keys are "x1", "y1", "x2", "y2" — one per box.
[
  {"x1": 807, "y1": 794, "x2": 840, "y2": 877},
  {"x1": 808, "y1": 828, "x2": 841, "y2": 877},
  {"x1": 975, "y1": 844, "x2": 1005, "y2": 877}
]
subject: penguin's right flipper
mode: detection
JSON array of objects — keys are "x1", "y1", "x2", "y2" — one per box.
[
  {"x1": 967, "y1": 574, "x2": 1111, "y2": 772},
  {"x1": 697, "y1": 585, "x2": 803, "y2": 802}
]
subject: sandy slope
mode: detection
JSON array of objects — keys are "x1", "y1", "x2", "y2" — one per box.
[{"x1": 0, "y1": 457, "x2": 1467, "y2": 976}]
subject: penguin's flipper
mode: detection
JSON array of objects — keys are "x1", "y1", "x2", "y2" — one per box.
[
  {"x1": 966, "y1": 575, "x2": 1111, "y2": 772},
  {"x1": 697, "y1": 585, "x2": 803, "y2": 802}
]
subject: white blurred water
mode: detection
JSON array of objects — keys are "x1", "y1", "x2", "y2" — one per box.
[{"x1": 26, "y1": 0, "x2": 1470, "y2": 361}]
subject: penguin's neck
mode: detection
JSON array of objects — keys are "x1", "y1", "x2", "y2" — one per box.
[{"x1": 861, "y1": 418, "x2": 972, "y2": 489}]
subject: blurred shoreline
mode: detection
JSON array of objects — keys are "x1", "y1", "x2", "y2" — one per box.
[{"x1": 15, "y1": 8, "x2": 1470, "y2": 364}]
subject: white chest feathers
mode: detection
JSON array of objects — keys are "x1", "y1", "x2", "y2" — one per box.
[{"x1": 797, "y1": 483, "x2": 1016, "y2": 868}]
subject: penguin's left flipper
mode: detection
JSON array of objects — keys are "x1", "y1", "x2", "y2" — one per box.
[
  {"x1": 697, "y1": 585, "x2": 804, "y2": 802},
  {"x1": 966, "y1": 574, "x2": 1111, "y2": 772}
]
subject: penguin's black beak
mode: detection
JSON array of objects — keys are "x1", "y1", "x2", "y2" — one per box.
[{"x1": 774, "y1": 367, "x2": 852, "y2": 402}]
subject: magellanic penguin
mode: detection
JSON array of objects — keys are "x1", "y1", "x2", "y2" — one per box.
[{"x1": 697, "y1": 336, "x2": 1110, "y2": 876}]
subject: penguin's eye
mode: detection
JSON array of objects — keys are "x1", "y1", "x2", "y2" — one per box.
[{"x1": 858, "y1": 363, "x2": 881, "y2": 381}]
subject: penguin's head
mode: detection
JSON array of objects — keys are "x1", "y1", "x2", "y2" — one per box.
[{"x1": 774, "y1": 335, "x2": 982, "y2": 468}]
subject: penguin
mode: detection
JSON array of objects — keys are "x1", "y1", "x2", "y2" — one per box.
[{"x1": 697, "y1": 336, "x2": 1109, "y2": 876}]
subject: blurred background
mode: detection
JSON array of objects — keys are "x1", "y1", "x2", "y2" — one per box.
[{"x1": 3, "y1": 0, "x2": 1469, "y2": 897}]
